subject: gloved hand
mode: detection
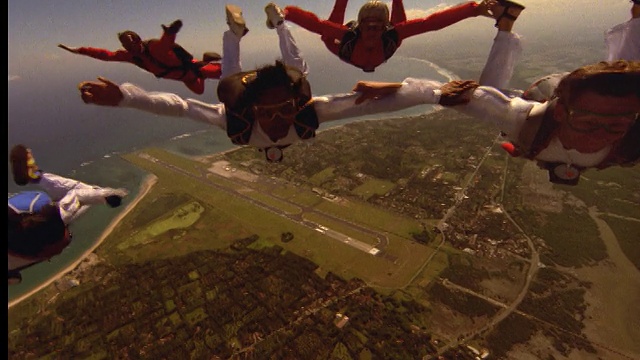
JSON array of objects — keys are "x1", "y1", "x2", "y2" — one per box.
[
  {"x1": 105, "y1": 188, "x2": 128, "y2": 208},
  {"x1": 162, "y1": 19, "x2": 183, "y2": 34},
  {"x1": 438, "y1": 80, "x2": 480, "y2": 106}
]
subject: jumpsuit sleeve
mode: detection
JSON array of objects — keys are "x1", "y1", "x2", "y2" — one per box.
[
  {"x1": 314, "y1": 78, "x2": 444, "y2": 123},
  {"x1": 394, "y1": 1, "x2": 480, "y2": 40},
  {"x1": 119, "y1": 83, "x2": 228, "y2": 129},
  {"x1": 75, "y1": 48, "x2": 134, "y2": 62}
]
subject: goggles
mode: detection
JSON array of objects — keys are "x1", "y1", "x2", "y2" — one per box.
[
  {"x1": 566, "y1": 107, "x2": 638, "y2": 134},
  {"x1": 252, "y1": 98, "x2": 300, "y2": 122}
]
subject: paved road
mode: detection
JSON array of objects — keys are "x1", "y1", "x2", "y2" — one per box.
[{"x1": 398, "y1": 137, "x2": 542, "y2": 356}]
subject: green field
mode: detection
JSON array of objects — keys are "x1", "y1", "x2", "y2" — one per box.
[{"x1": 113, "y1": 150, "x2": 439, "y2": 289}]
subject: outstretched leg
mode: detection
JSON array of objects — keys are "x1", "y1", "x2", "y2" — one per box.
[
  {"x1": 221, "y1": 30, "x2": 243, "y2": 79},
  {"x1": 221, "y1": 5, "x2": 248, "y2": 79},
  {"x1": 277, "y1": 25, "x2": 308, "y2": 75},
  {"x1": 478, "y1": 1, "x2": 524, "y2": 89},
  {"x1": 322, "y1": 0, "x2": 349, "y2": 54},
  {"x1": 390, "y1": 0, "x2": 407, "y2": 25},
  {"x1": 327, "y1": 0, "x2": 349, "y2": 24},
  {"x1": 266, "y1": 3, "x2": 309, "y2": 75}
]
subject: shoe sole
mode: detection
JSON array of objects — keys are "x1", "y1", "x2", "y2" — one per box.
[
  {"x1": 226, "y1": 5, "x2": 246, "y2": 27},
  {"x1": 265, "y1": 4, "x2": 284, "y2": 29},
  {"x1": 226, "y1": 5, "x2": 248, "y2": 36}
]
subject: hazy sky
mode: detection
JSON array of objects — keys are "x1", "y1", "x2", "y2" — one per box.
[{"x1": 9, "y1": 0, "x2": 632, "y2": 82}]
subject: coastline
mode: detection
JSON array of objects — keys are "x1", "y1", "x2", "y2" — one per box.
[{"x1": 8, "y1": 174, "x2": 158, "y2": 309}]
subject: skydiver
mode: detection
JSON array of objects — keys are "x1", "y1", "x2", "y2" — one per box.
[
  {"x1": 269, "y1": 0, "x2": 498, "y2": 72},
  {"x1": 353, "y1": 1, "x2": 640, "y2": 185},
  {"x1": 75, "y1": 3, "x2": 433, "y2": 163},
  {"x1": 605, "y1": 0, "x2": 640, "y2": 61},
  {"x1": 58, "y1": 16, "x2": 227, "y2": 95},
  {"x1": 8, "y1": 145, "x2": 129, "y2": 285}
]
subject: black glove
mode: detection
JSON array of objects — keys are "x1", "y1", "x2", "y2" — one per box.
[
  {"x1": 162, "y1": 19, "x2": 183, "y2": 34},
  {"x1": 105, "y1": 195, "x2": 123, "y2": 208}
]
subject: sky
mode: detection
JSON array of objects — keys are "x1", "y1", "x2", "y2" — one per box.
[{"x1": 9, "y1": 0, "x2": 632, "y2": 83}]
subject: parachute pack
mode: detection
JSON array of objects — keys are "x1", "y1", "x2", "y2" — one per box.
[{"x1": 8, "y1": 191, "x2": 53, "y2": 215}]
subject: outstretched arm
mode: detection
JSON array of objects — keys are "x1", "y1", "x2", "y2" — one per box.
[
  {"x1": 58, "y1": 186, "x2": 129, "y2": 224},
  {"x1": 314, "y1": 78, "x2": 444, "y2": 123},
  {"x1": 34, "y1": 172, "x2": 130, "y2": 224},
  {"x1": 58, "y1": 43, "x2": 132, "y2": 62},
  {"x1": 78, "y1": 77, "x2": 227, "y2": 128},
  {"x1": 324, "y1": 77, "x2": 539, "y2": 140},
  {"x1": 58, "y1": 44, "x2": 80, "y2": 54},
  {"x1": 352, "y1": 81, "x2": 404, "y2": 105}
]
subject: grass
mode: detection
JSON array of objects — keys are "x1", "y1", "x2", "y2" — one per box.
[
  {"x1": 351, "y1": 178, "x2": 396, "y2": 200},
  {"x1": 308, "y1": 167, "x2": 336, "y2": 186}
]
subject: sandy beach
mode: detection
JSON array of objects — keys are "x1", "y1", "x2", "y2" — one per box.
[{"x1": 8, "y1": 175, "x2": 158, "y2": 309}]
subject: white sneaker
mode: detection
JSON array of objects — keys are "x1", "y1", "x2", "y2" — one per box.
[
  {"x1": 265, "y1": 2, "x2": 285, "y2": 29},
  {"x1": 226, "y1": 4, "x2": 248, "y2": 37}
]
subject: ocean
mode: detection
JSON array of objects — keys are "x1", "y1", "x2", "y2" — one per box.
[{"x1": 8, "y1": 52, "x2": 452, "y2": 303}]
